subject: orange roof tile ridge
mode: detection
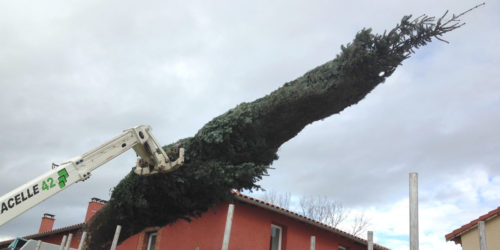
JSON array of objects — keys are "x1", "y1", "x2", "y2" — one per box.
[
  {"x1": 445, "y1": 205, "x2": 500, "y2": 241},
  {"x1": 231, "y1": 191, "x2": 389, "y2": 250}
]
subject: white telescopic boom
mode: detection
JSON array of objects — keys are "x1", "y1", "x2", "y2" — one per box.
[{"x1": 0, "y1": 125, "x2": 184, "y2": 226}]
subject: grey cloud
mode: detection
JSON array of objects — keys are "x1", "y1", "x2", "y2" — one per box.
[{"x1": 0, "y1": 1, "x2": 498, "y2": 246}]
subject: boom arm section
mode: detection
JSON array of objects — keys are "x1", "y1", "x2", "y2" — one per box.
[{"x1": 0, "y1": 125, "x2": 184, "y2": 226}]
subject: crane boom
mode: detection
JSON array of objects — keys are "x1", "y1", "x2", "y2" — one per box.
[{"x1": 0, "y1": 125, "x2": 184, "y2": 226}]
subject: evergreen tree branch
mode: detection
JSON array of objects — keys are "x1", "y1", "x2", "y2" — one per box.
[{"x1": 82, "y1": 7, "x2": 480, "y2": 249}]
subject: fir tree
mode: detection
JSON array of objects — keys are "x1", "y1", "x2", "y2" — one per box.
[{"x1": 83, "y1": 7, "x2": 481, "y2": 249}]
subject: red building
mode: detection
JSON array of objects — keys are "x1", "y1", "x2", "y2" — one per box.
[{"x1": 0, "y1": 193, "x2": 388, "y2": 250}]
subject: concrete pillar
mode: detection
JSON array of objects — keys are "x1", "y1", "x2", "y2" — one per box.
[
  {"x1": 110, "y1": 225, "x2": 122, "y2": 250},
  {"x1": 478, "y1": 221, "x2": 487, "y2": 250},
  {"x1": 367, "y1": 231, "x2": 373, "y2": 250},
  {"x1": 310, "y1": 235, "x2": 316, "y2": 250},
  {"x1": 77, "y1": 232, "x2": 87, "y2": 250},
  {"x1": 221, "y1": 204, "x2": 235, "y2": 250},
  {"x1": 58, "y1": 235, "x2": 67, "y2": 250},
  {"x1": 409, "y1": 173, "x2": 419, "y2": 250}
]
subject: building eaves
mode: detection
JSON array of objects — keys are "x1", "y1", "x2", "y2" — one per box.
[
  {"x1": 0, "y1": 223, "x2": 84, "y2": 246},
  {"x1": 445, "y1": 206, "x2": 500, "y2": 244},
  {"x1": 0, "y1": 193, "x2": 390, "y2": 250},
  {"x1": 233, "y1": 191, "x2": 389, "y2": 250}
]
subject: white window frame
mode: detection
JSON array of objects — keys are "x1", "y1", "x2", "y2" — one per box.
[
  {"x1": 270, "y1": 224, "x2": 282, "y2": 250},
  {"x1": 147, "y1": 232, "x2": 157, "y2": 250}
]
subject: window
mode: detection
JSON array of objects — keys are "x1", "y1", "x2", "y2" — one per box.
[
  {"x1": 270, "y1": 224, "x2": 282, "y2": 250},
  {"x1": 147, "y1": 232, "x2": 157, "y2": 250}
]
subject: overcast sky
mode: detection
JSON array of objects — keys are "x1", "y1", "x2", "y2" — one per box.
[{"x1": 0, "y1": 0, "x2": 498, "y2": 249}]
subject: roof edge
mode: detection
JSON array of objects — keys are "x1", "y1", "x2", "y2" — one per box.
[
  {"x1": 0, "y1": 223, "x2": 84, "y2": 246},
  {"x1": 445, "y1": 206, "x2": 500, "y2": 242},
  {"x1": 234, "y1": 193, "x2": 389, "y2": 250}
]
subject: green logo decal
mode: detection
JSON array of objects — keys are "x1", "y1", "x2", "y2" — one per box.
[{"x1": 57, "y1": 169, "x2": 69, "y2": 188}]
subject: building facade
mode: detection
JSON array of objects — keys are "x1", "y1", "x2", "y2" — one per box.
[
  {"x1": 1, "y1": 194, "x2": 388, "y2": 250},
  {"x1": 445, "y1": 206, "x2": 500, "y2": 250}
]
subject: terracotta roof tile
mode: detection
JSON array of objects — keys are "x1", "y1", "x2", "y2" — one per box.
[
  {"x1": 25, "y1": 223, "x2": 84, "y2": 239},
  {"x1": 0, "y1": 223, "x2": 84, "y2": 246},
  {"x1": 445, "y1": 206, "x2": 500, "y2": 243},
  {"x1": 232, "y1": 190, "x2": 389, "y2": 250},
  {"x1": 1, "y1": 192, "x2": 390, "y2": 250}
]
